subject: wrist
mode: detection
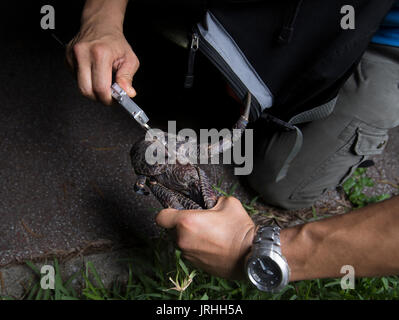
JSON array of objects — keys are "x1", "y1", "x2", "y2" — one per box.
[
  {"x1": 236, "y1": 224, "x2": 257, "y2": 279},
  {"x1": 245, "y1": 226, "x2": 291, "y2": 292},
  {"x1": 280, "y1": 224, "x2": 315, "y2": 282},
  {"x1": 81, "y1": 0, "x2": 128, "y2": 33}
]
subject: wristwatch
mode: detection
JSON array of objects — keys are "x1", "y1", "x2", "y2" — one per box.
[{"x1": 246, "y1": 225, "x2": 290, "y2": 293}]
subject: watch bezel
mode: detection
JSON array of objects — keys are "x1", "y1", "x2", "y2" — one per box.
[{"x1": 247, "y1": 249, "x2": 290, "y2": 293}]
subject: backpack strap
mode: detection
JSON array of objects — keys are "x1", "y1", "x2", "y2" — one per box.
[
  {"x1": 289, "y1": 97, "x2": 338, "y2": 124},
  {"x1": 274, "y1": 96, "x2": 338, "y2": 182}
]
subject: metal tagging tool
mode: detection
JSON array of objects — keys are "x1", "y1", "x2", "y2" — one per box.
[{"x1": 111, "y1": 82, "x2": 151, "y2": 131}]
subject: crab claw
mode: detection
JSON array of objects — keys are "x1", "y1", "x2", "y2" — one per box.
[
  {"x1": 134, "y1": 175, "x2": 149, "y2": 195},
  {"x1": 134, "y1": 183, "x2": 149, "y2": 195}
]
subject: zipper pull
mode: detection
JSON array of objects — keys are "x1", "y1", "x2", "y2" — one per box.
[{"x1": 184, "y1": 33, "x2": 199, "y2": 88}]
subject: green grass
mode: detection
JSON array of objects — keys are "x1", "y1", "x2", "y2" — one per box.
[
  {"x1": 5, "y1": 242, "x2": 398, "y2": 300},
  {"x1": 342, "y1": 168, "x2": 391, "y2": 208},
  {"x1": 213, "y1": 178, "x2": 259, "y2": 215},
  {"x1": 1, "y1": 168, "x2": 398, "y2": 300}
]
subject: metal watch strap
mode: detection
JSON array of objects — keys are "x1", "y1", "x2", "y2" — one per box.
[
  {"x1": 253, "y1": 225, "x2": 282, "y2": 252},
  {"x1": 247, "y1": 225, "x2": 290, "y2": 293}
]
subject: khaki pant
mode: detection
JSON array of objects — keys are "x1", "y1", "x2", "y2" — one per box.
[{"x1": 247, "y1": 44, "x2": 399, "y2": 209}]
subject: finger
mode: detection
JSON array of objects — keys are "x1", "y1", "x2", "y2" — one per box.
[
  {"x1": 206, "y1": 196, "x2": 243, "y2": 217},
  {"x1": 77, "y1": 62, "x2": 94, "y2": 100},
  {"x1": 224, "y1": 196, "x2": 242, "y2": 208},
  {"x1": 65, "y1": 39, "x2": 77, "y2": 73},
  {"x1": 73, "y1": 44, "x2": 95, "y2": 100},
  {"x1": 91, "y1": 51, "x2": 113, "y2": 105},
  {"x1": 155, "y1": 208, "x2": 181, "y2": 229},
  {"x1": 209, "y1": 196, "x2": 227, "y2": 211},
  {"x1": 115, "y1": 53, "x2": 139, "y2": 97}
]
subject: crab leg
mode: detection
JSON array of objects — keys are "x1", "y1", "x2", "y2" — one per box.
[
  {"x1": 196, "y1": 167, "x2": 218, "y2": 209},
  {"x1": 197, "y1": 92, "x2": 251, "y2": 158},
  {"x1": 148, "y1": 180, "x2": 202, "y2": 210}
]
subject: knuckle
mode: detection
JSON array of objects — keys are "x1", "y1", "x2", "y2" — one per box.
[
  {"x1": 93, "y1": 84, "x2": 108, "y2": 97},
  {"x1": 79, "y1": 86, "x2": 93, "y2": 99},
  {"x1": 91, "y1": 43, "x2": 109, "y2": 60},
  {"x1": 72, "y1": 42, "x2": 86, "y2": 58},
  {"x1": 116, "y1": 73, "x2": 132, "y2": 82},
  {"x1": 134, "y1": 57, "x2": 140, "y2": 68},
  {"x1": 177, "y1": 216, "x2": 200, "y2": 238},
  {"x1": 127, "y1": 53, "x2": 140, "y2": 69},
  {"x1": 227, "y1": 196, "x2": 240, "y2": 206},
  {"x1": 154, "y1": 211, "x2": 164, "y2": 224},
  {"x1": 178, "y1": 215, "x2": 194, "y2": 231}
]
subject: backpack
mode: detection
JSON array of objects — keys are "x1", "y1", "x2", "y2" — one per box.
[{"x1": 183, "y1": 0, "x2": 395, "y2": 180}]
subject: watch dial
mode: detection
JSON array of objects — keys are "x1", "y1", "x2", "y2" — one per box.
[{"x1": 249, "y1": 257, "x2": 282, "y2": 289}]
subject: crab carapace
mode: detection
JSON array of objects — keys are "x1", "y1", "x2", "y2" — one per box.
[{"x1": 130, "y1": 93, "x2": 252, "y2": 210}]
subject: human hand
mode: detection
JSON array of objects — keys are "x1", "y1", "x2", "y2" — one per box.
[
  {"x1": 156, "y1": 197, "x2": 256, "y2": 279},
  {"x1": 66, "y1": 16, "x2": 139, "y2": 105}
]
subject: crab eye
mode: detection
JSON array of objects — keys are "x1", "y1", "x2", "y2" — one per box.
[{"x1": 149, "y1": 177, "x2": 157, "y2": 184}]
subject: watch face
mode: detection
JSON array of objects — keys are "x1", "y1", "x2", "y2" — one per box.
[{"x1": 248, "y1": 256, "x2": 282, "y2": 290}]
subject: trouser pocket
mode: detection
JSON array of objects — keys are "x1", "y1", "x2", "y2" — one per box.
[
  {"x1": 337, "y1": 124, "x2": 389, "y2": 184},
  {"x1": 291, "y1": 120, "x2": 389, "y2": 203}
]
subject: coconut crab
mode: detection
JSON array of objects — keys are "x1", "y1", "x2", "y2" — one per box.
[{"x1": 130, "y1": 93, "x2": 251, "y2": 210}]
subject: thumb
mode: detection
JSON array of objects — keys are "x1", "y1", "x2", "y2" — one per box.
[
  {"x1": 156, "y1": 208, "x2": 181, "y2": 229},
  {"x1": 115, "y1": 57, "x2": 139, "y2": 98}
]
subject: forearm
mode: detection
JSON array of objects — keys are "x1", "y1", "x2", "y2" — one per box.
[
  {"x1": 281, "y1": 195, "x2": 399, "y2": 281},
  {"x1": 81, "y1": 0, "x2": 129, "y2": 31},
  {"x1": 67, "y1": 0, "x2": 138, "y2": 104}
]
